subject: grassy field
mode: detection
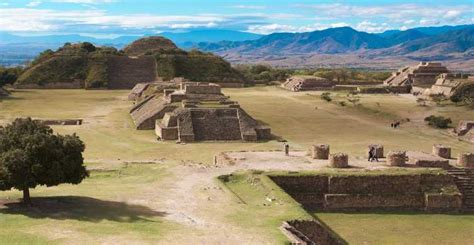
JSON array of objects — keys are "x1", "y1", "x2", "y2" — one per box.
[
  {"x1": 0, "y1": 87, "x2": 473, "y2": 243},
  {"x1": 314, "y1": 212, "x2": 474, "y2": 244},
  {"x1": 221, "y1": 171, "x2": 474, "y2": 245}
]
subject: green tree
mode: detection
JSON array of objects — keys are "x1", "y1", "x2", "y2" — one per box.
[
  {"x1": 0, "y1": 118, "x2": 88, "y2": 205},
  {"x1": 0, "y1": 67, "x2": 22, "y2": 87}
]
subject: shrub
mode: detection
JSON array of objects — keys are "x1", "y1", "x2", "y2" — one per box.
[
  {"x1": 320, "y1": 92, "x2": 332, "y2": 102},
  {"x1": 424, "y1": 115, "x2": 452, "y2": 129},
  {"x1": 339, "y1": 101, "x2": 346, "y2": 106}
]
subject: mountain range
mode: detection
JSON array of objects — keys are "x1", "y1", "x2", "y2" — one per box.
[
  {"x1": 0, "y1": 25, "x2": 473, "y2": 70},
  {"x1": 193, "y1": 25, "x2": 474, "y2": 56}
]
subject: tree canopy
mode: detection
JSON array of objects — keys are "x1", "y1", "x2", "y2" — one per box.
[
  {"x1": 0, "y1": 66, "x2": 23, "y2": 87},
  {"x1": 0, "y1": 118, "x2": 89, "y2": 204}
]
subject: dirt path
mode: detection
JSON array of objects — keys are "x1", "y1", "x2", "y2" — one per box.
[{"x1": 139, "y1": 151, "x2": 394, "y2": 244}]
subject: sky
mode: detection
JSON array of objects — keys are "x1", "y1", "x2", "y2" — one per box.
[{"x1": 0, "y1": 0, "x2": 473, "y2": 37}]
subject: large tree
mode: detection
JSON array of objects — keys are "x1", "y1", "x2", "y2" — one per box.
[{"x1": 0, "y1": 118, "x2": 88, "y2": 205}]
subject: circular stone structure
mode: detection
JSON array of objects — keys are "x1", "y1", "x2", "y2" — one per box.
[
  {"x1": 311, "y1": 144, "x2": 330, "y2": 159},
  {"x1": 458, "y1": 153, "x2": 474, "y2": 168},
  {"x1": 387, "y1": 151, "x2": 406, "y2": 166},
  {"x1": 329, "y1": 153, "x2": 349, "y2": 168},
  {"x1": 368, "y1": 144, "x2": 384, "y2": 158},
  {"x1": 432, "y1": 144, "x2": 451, "y2": 159}
]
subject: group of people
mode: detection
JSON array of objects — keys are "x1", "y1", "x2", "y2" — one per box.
[
  {"x1": 391, "y1": 121, "x2": 401, "y2": 128},
  {"x1": 368, "y1": 146, "x2": 379, "y2": 162}
]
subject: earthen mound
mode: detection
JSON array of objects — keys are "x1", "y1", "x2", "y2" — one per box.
[{"x1": 123, "y1": 36, "x2": 179, "y2": 56}]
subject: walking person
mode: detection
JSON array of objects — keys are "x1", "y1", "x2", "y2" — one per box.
[
  {"x1": 369, "y1": 146, "x2": 379, "y2": 162},
  {"x1": 284, "y1": 143, "x2": 290, "y2": 156},
  {"x1": 368, "y1": 146, "x2": 373, "y2": 162}
]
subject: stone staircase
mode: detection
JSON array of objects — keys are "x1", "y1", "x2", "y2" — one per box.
[
  {"x1": 107, "y1": 56, "x2": 157, "y2": 89},
  {"x1": 447, "y1": 168, "x2": 474, "y2": 212}
]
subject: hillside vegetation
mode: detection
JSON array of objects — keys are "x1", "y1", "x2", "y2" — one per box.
[
  {"x1": 17, "y1": 42, "x2": 121, "y2": 88},
  {"x1": 16, "y1": 37, "x2": 246, "y2": 89}
]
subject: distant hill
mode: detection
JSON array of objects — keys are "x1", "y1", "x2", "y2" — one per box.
[
  {"x1": 379, "y1": 24, "x2": 474, "y2": 37},
  {"x1": 160, "y1": 30, "x2": 262, "y2": 47},
  {"x1": 381, "y1": 27, "x2": 474, "y2": 55},
  {"x1": 196, "y1": 25, "x2": 474, "y2": 56},
  {"x1": 16, "y1": 37, "x2": 246, "y2": 89},
  {"x1": 195, "y1": 27, "x2": 392, "y2": 54}
]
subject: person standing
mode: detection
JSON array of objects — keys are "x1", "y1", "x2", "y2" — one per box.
[
  {"x1": 284, "y1": 143, "x2": 290, "y2": 156},
  {"x1": 368, "y1": 146, "x2": 374, "y2": 162}
]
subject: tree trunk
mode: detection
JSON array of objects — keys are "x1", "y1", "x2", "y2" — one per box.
[{"x1": 22, "y1": 188, "x2": 31, "y2": 205}]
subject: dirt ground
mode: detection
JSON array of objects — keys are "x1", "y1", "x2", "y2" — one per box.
[{"x1": 0, "y1": 88, "x2": 473, "y2": 244}]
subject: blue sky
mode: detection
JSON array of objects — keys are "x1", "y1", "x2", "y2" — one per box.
[{"x1": 0, "y1": 0, "x2": 472, "y2": 37}]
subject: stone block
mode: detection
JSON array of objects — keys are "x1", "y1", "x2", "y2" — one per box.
[
  {"x1": 458, "y1": 153, "x2": 474, "y2": 168},
  {"x1": 329, "y1": 153, "x2": 348, "y2": 168},
  {"x1": 387, "y1": 151, "x2": 406, "y2": 166},
  {"x1": 311, "y1": 144, "x2": 330, "y2": 159},
  {"x1": 432, "y1": 144, "x2": 451, "y2": 159}
]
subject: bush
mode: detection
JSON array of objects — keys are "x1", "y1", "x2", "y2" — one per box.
[
  {"x1": 339, "y1": 101, "x2": 346, "y2": 106},
  {"x1": 320, "y1": 92, "x2": 332, "y2": 102},
  {"x1": 424, "y1": 115, "x2": 452, "y2": 129}
]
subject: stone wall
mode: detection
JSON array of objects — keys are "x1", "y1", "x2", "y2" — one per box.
[
  {"x1": 184, "y1": 83, "x2": 221, "y2": 94},
  {"x1": 270, "y1": 173, "x2": 461, "y2": 211},
  {"x1": 282, "y1": 220, "x2": 345, "y2": 245},
  {"x1": 34, "y1": 119, "x2": 83, "y2": 125},
  {"x1": 107, "y1": 56, "x2": 157, "y2": 89},
  {"x1": 191, "y1": 109, "x2": 242, "y2": 141},
  {"x1": 14, "y1": 81, "x2": 84, "y2": 89}
]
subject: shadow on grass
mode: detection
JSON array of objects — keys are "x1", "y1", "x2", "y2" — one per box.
[{"x1": 0, "y1": 196, "x2": 168, "y2": 223}]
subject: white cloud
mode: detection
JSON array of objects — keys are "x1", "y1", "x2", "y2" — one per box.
[
  {"x1": 356, "y1": 21, "x2": 390, "y2": 33},
  {"x1": 0, "y1": 8, "x2": 252, "y2": 33},
  {"x1": 230, "y1": 5, "x2": 266, "y2": 10},
  {"x1": 51, "y1": 0, "x2": 115, "y2": 4},
  {"x1": 444, "y1": 10, "x2": 461, "y2": 19},
  {"x1": 26, "y1": 1, "x2": 42, "y2": 7},
  {"x1": 246, "y1": 22, "x2": 350, "y2": 34}
]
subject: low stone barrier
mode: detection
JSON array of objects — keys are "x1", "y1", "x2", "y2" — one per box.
[
  {"x1": 329, "y1": 153, "x2": 348, "y2": 168},
  {"x1": 432, "y1": 144, "x2": 451, "y2": 159},
  {"x1": 282, "y1": 220, "x2": 344, "y2": 245},
  {"x1": 311, "y1": 144, "x2": 330, "y2": 159},
  {"x1": 34, "y1": 119, "x2": 83, "y2": 126},
  {"x1": 458, "y1": 153, "x2": 474, "y2": 168},
  {"x1": 408, "y1": 151, "x2": 450, "y2": 169},
  {"x1": 324, "y1": 194, "x2": 424, "y2": 210},
  {"x1": 269, "y1": 172, "x2": 460, "y2": 212},
  {"x1": 387, "y1": 151, "x2": 406, "y2": 166},
  {"x1": 425, "y1": 193, "x2": 462, "y2": 211},
  {"x1": 328, "y1": 175, "x2": 421, "y2": 195}
]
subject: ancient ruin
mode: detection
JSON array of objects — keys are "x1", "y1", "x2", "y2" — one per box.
[
  {"x1": 281, "y1": 75, "x2": 333, "y2": 91},
  {"x1": 458, "y1": 153, "x2": 474, "y2": 168},
  {"x1": 454, "y1": 120, "x2": 474, "y2": 143},
  {"x1": 428, "y1": 73, "x2": 474, "y2": 99},
  {"x1": 432, "y1": 144, "x2": 451, "y2": 159},
  {"x1": 33, "y1": 119, "x2": 83, "y2": 126},
  {"x1": 270, "y1": 172, "x2": 462, "y2": 211},
  {"x1": 310, "y1": 144, "x2": 330, "y2": 159},
  {"x1": 384, "y1": 62, "x2": 449, "y2": 88},
  {"x1": 329, "y1": 153, "x2": 349, "y2": 168},
  {"x1": 387, "y1": 151, "x2": 406, "y2": 166},
  {"x1": 130, "y1": 82, "x2": 271, "y2": 142}
]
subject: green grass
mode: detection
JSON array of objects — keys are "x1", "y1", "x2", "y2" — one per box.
[
  {"x1": 0, "y1": 163, "x2": 181, "y2": 243},
  {"x1": 314, "y1": 212, "x2": 474, "y2": 245},
  {"x1": 218, "y1": 172, "x2": 312, "y2": 243},
  {"x1": 219, "y1": 170, "x2": 473, "y2": 245},
  {"x1": 0, "y1": 87, "x2": 473, "y2": 243}
]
